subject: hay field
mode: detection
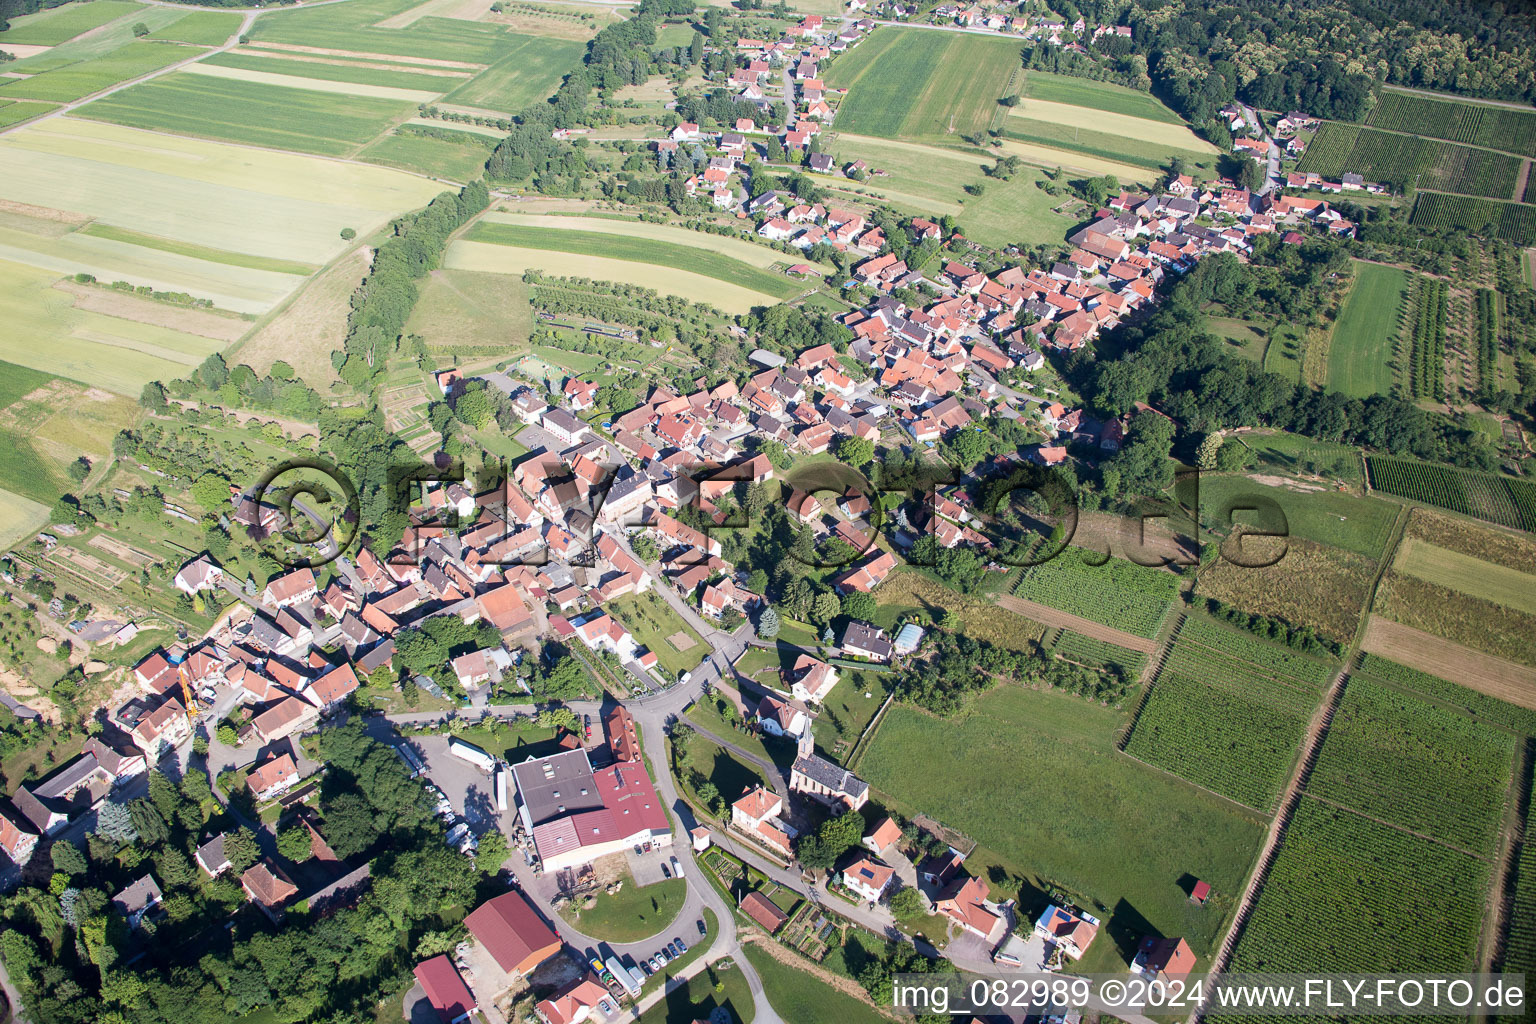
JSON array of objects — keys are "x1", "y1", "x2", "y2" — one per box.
[
  {"x1": 181, "y1": 60, "x2": 446, "y2": 104},
  {"x1": 204, "y1": 47, "x2": 473, "y2": 87},
  {"x1": 0, "y1": 119, "x2": 445, "y2": 265},
  {"x1": 995, "y1": 136, "x2": 1157, "y2": 183},
  {"x1": 828, "y1": 28, "x2": 1020, "y2": 140},
  {"x1": 231, "y1": 247, "x2": 371, "y2": 385},
  {"x1": 0, "y1": 1, "x2": 143, "y2": 46},
  {"x1": 1020, "y1": 70, "x2": 1184, "y2": 124},
  {"x1": 358, "y1": 129, "x2": 493, "y2": 179},
  {"x1": 482, "y1": 211, "x2": 828, "y2": 271},
  {"x1": 1393, "y1": 537, "x2": 1536, "y2": 615},
  {"x1": 249, "y1": 0, "x2": 538, "y2": 64},
  {"x1": 1009, "y1": 98, "x2": 1216, "y2": 153},
  {"x1": 0, "y1": 488, "x2": 49, "y2": 551},
  {"x1": 1326, "y1": 261, "x2": 1408, "y2": 398},
  {"x1": 0, "y1": 256, "x2": 225, "y2": 395},
  {"x1": 446, "y1": 239, "x2": 783, "y2": 314},
  {"x1": 76, "y1": 71, "x2": 416, "y2": 156},
  {"x1": 405, "y1": 268, "x2": 533, "y2": 349}
]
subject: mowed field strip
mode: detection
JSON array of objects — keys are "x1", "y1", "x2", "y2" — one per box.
[
  {"x1": 995, "y1": 136, "x2": 1158, "y2": 183},
  {"x1": 1009, "y1": 98, "x2": 1217, "y2": 153},
  {"x1": 463, "y1": 221, "x2": 805, "y2": 299},
  {"x1": 481, "y1": 211, "x2": 831, "y2": 271},
  {"x1": 181, "y1": 60, "x2": 446, "y2": 104},
  {"x1": 0, "y1": 256, "x2": 225, "y2": 394},
  {"x1": 1392, "y1": 537, "x2": 1536, "y2": 616},
  {"x1": 1327, "y1": 261, "x2": 1409, "y2": 397},
  {"x1": 1361, "y1": 616, "x2": 1536, "y2": 711},
  {"x1": 445, "y1": 238, "x2": 787, "y2": 314},
  {"x1": 0, "y1": 118, "x2": 446, "y2": 265}
]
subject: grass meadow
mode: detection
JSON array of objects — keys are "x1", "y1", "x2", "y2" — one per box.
[
  {"x1": 1196, "y1": 536, "x2": 1375, "y2": 643},
  {"x1": 1194, "y1": 475, "x2": 1398, "y2": 559},
  {"x1": 1327, "y1": 261, "x2": 1409, "y2": 397},
  {"x1": 741, "y1": 944, "x2": 892, "y2": 1024},
  {"x1": 0, "y1": 487, "x2": 50, "y2": 550},
  {"x1": 405, "y1": 268, "x2": 534, "y2": 350},
  {"x1": 861, "y1": 685, "x2": 1265, "y2": 964},
  {"x1": 358, "y1": 129, "x2": 494, "y2": 179},
  {"x1": 77, "y1": 72, "x2": 417, "y2": 156},
  {"x1": 1019, "y1": 70, "x2": 1184, "y2": 123},
  {"x1": 1003, "y1": 114, "x2": 1215, "y2": 174},
  {"x1": 0, "y1": 0, "x2": 143, "y2": 46},
  {"x1": 79, "y1": 223, "x2": 319, "y2": 276},
  {"x1": 482, "y1": 212, "x2": 823, "y2": 271},
  {"x1": 248, "y1": 0, "x2": 541, "y2": 64},
  {"x1": 0, "y1": 40, "x2": 200, "y2": 103},
  {"x1": 827, "y1": 28, "x2": 1021, "y2": 140}
]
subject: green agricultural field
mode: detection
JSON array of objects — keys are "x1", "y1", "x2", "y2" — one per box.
[
  {"x1": 0, "y1": 40, "x2": 198, "y2": 103},
  {"x1": 0, "y1": 0, "x2": 142, "y2": 46},
  {"x1": 1020, "y1": 70, "x2": 1183, "y2": 123},
  {"x1": 482, "y1": 212, "x2": 825, "y2": 271},
  {"x1": 0, "y1": 256, "x2": 224, "y2": 396},
  {"x1": 1004, "y1": 102, "x2": 1216, "y2": 174},
  {"x1": 0, "y1": 118, "x2": 446, "y2": 267},
  {"x1": 201, "y1": 49, "x2": 470, "y2": 94},
  {"x1": 1194, "y1": 475, "x2": 1397, "y2": 559},
  {"x1": 1327, "y1": 261, "x2": 1408, "y2": 397},
  {"x1": 1366, "y1": 455, "x2": 1536, "y2": 533},
  {"x1": 862, "y1": 685, "x2": 1265, "y2": 962},
  {"x1": 358, "y1": 128, "x2": 494, "y2": 179},
  {"x1": 1308, "y1": 676, "x2": 1516, "y2": 854},
  {"x1": 0, "y1": 100, "x2": 55, "y2": 129},
  {"x1": 1222, "y1": 797, "x2": 1489, "y2": 978},
  {"x1": 827, "y1": 27, "x2": 1021, "y2": 140},
  {"x1": 78, "y1": 223, "x2": 319, "y2": 276},
  {"x1": 440, "y1": 35, "x2": 585, "y2": 112},
  {"x1": 1356, "y1": 653, "x2": 1536, "y2": 735},
  {"x1": 248, "y1": 0, "x2": 536, "y2": 64},
  {"x1": 145, "y1": 10, "x2": 241, "y2": 45},
  {"x1": 77, "y1": 71, "x2": 416, "y2": 156},
  {"x1": 464, "y1": 222, "x2": 804, "y2": 300},
  {"x1": 1409, "y1": 191, "x2": 1536, "y2": 246}
]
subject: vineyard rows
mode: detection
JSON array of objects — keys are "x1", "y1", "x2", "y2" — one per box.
[
  {"x1": 1475, "y1": 288, "x2": 1498, "y2": 391},
  {"x1": 1050, "y1": 630, "x2": 1148, "y2": 676},
  {"x1": 1356, "y1": 653, "x2": 1536, "y2": 735},
  {"x1": 1408, "y1": 275, "x2": 1447, "y2": 399},
  {"x1": 1012, "y1": 554, "x2": 1178, "y2": 638},
  {"x1": 1500, "y1": 755, "x2": 1536, "y2": 990},
  {"x1": 1366, "y1": 455, "x2": 1536, "y2": 532},
  {"x1": 1225, "y1": 798, "x2": 1490, "y2": 977},
  {"x1": 1366, "y1": 91, "x2": 1536, "y2": 159},
  {"x1": 1123, "y1": 670, "x2": 1309, "y2": 810},
  {"x1": 1308, "y1": 677, "x2": 1516, "y2": 854},
  {"x1": 1297, "y1": 124, "x2": 1520, "y2": 198},
  {"x1": 1178, "y1": 616, "x2": 1336, "y2": 687},
  {"x1": 1409, "y1": 192, "x2": 1536, "y2": 246}
]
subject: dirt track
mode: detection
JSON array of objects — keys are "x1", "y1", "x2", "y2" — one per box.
[
  {"x1": 994, "y1": 594, "x2": 1160, "y2": 654},
  {"x1": 1360, "y1": 616, "x2": 1536, "y2": 710}
]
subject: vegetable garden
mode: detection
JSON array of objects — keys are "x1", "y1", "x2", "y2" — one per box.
[
  {"x1": 1366, "y1": 456, "x2": 1536, "y2": 532},
  {"x1": 1308, "y1": 677, "x2": 1516, "y2": 855}
]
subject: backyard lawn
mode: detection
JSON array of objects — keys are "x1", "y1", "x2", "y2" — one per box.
[
  {"x1": 637, "y1": 957, "x2": 756, "y2": 1024},
  {"x1": 741, "y1": 942, "x2": 890, "y2": 1024},
  {"x1": 607, "y1": 589, "x2": 707, "y2": 677}
]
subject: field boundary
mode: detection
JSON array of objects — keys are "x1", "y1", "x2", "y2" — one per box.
[
  {"x1": 1359, "y1": 617, "x2": 1536, "y2": 709},
  {"x1": 993, "y1": 593, "x2": 1160, "y2": 654}
]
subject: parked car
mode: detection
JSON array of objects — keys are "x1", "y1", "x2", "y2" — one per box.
[
  {"x1": 675, "y1": 938, "x2": 688, "y2": 954},
  {"x1": 641, "y1": 961, "x2": 654, "y2": 976},
  {"x1": 697, "y1": 919, "x2": 707, "y2": 935},
  {"x1": 650, "y1": 956, "x2": 662, "y2": 970}
]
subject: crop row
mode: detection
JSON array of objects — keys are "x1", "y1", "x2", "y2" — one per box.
[
  {"x1": 1501, "y1": 755, "x2": 1536, "y2": 986},
  {"x1": 1298, "y1": 124, "x2": 1519, "y2": 197},
  {"x1": 1307, "y1": 677, "x2": 1516, "y2": 854},
  {"x1": 1366, "y1": 455, "x2": 1536, "y2": 532},
  {"x1": 1408, "y1": 275, "x2": 1447, "y2": 400},
  {"x1": 1050, "y1": 630, "x2": 1148, "y2": 676},
  {"x1": 1226, "y1": 798, "x2": 1489, "y2": 976},
  {"x1": 1013, "y1": 554, "x2": 1178, "y2": 638},
  {"x1": 1123, "y1": 670, "x2": 1308, "y2": 810},
  {"x1": 1356, "y1": 653, "x2": 1536, "y2": 735},
  {"x1": 1161, "y1": 644, "x2": 1321, "y2": 716},
  {"x1": 1409, "y1": 192, "x2": 1536, "y2": 246},
  {"x1": 1178, "y1": 616, "x2": 1336, "y2": 687},
  {"x1": 1475, "y1": 287, "x2": 1498, "y2": 390}
]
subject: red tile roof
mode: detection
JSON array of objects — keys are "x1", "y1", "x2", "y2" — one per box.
[
  {"x1": 413, "y1": 955, "x2": 477, "y2": 1024},
  {"x1": 465, "y1": 890, "x2": 561, "y2": 976}
]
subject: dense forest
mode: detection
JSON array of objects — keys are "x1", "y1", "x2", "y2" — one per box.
[{"x1": 1028, "y1": 0, "x2": 1536, "y2": 132}]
